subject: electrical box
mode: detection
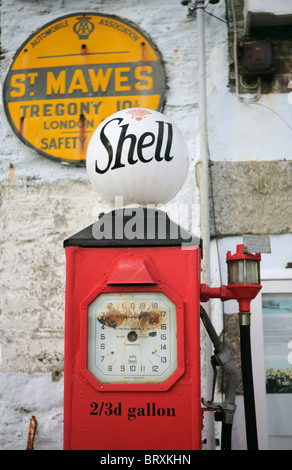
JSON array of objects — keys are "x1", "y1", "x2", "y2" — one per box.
[
  {"x1": 63, "y1": 208, "x2": 203, "y2": 450},
  {"x1": 240, "y1": 41, "x2": 274, "y2": 77}
]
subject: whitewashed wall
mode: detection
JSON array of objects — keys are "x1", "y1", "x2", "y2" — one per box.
[
  {"x1": 1, "y1": 0, "x2": 291, "y2": 450},
  {"x1": 0, "y1": 0, "x2": 207, "y2": 450}
]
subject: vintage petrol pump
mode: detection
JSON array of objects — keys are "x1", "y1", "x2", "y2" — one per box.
[
  {"x1": 63, "y1": 207, "x2": 203, "y2": 450},
  {"x1": 63, "y1": 108, "x2": 262, "y2": 450}
]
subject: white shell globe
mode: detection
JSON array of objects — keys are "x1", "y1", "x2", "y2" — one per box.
[{"x1": 86, "y1": 108, "x2": 189, "y2": 206}]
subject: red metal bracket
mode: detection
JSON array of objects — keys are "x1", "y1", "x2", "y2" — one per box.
[{"x1": 200, "y1": 283, "x2": 262, "y2": 312}]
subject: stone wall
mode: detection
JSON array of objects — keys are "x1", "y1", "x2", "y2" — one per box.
[{"x1": 207, "y1": 160, "x2": 292, "y2": 238}]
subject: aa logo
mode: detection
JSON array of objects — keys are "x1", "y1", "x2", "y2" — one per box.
[{"x1": 73, "y1": 16, "x2": 95, "y2": 39}]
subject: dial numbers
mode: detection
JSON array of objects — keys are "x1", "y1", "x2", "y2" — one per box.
[{"x1": 87, "y1": 292, "x2": 177, "y2": 384}]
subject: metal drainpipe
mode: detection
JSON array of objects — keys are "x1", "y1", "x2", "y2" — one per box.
[{"x1": 196, "y1": 0, "x2": 215, "y2": 450}]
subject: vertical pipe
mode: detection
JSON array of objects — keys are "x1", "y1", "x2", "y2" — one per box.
[{"x1": 196, "y1": 0, "x2": 215, "y2": 450}]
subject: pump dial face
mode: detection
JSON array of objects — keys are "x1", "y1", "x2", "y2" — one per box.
[{"x1": 87, "y1": 292, "x2": 177, "y2": 384}]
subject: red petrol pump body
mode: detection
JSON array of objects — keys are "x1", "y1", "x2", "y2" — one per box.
[{"x1": 63, "y1": 208, "x2": 203, "y2": 450}]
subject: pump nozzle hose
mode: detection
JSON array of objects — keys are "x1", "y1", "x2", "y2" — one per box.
[
  {"x1": 200, "y1": 306, "x2": 238, "y2": 450},
  {"x1": 239, "y1": 319, "x2": 258, "y2": 450}
]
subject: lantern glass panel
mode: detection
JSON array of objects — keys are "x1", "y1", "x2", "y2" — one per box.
[
  {"x1": 246, "y1": 259, "x2": 260, "y2": 284},
  {"x1": 228, "y1": 260, "x2": 244, "y2": 284}
]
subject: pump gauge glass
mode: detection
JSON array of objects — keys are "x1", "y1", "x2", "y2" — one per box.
[{"x1": 87, "y1": 292, "x2": 177, "y2": 384}]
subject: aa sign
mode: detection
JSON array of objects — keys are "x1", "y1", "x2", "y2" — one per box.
[{"x1": 3, "y1": 13, "x2": 166, "y2": 164}]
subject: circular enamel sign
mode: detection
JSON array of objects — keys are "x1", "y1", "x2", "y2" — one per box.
[
  {"x1": 86, "y1": 108, "x2": 189, "y2": 206},
  {"x1": 3, "y1": 13, "x2": 165, "y2": 164}
]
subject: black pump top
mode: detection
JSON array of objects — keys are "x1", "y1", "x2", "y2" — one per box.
[{"x1": 63, "y1": 207, "x2": 202, "y2": 250}]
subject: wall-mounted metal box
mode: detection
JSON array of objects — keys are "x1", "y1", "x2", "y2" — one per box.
[{"x1": 240, "y1": 41, "x2": 275, "y2": 77}]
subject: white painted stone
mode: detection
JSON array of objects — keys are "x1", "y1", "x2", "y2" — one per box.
[
  {"x1": 244, "y1": 0, "x2": 292, "y2": 30},
  {"x1": 0, "y1": 372, "x2": 63, "y2": 450}
]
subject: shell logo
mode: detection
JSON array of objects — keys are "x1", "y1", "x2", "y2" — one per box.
[
  {"x1": 127, "y1": 109, "x2": 152, "y2": 121},
  {"x1": 86, "y1": 108, "x2": 189, "y2": 206}
]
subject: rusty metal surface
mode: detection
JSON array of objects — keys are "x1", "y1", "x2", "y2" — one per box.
[
  {"x1": 98, "y1": 305, "x2": 163, "y2": 330},
  {"x1": 26, "y1": 416, "x2": 37, "y2": 450}
]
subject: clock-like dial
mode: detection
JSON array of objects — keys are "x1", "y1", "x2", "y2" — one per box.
[{"x1": 87, "y1": 292, "x2": 177, "y2": 384}]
